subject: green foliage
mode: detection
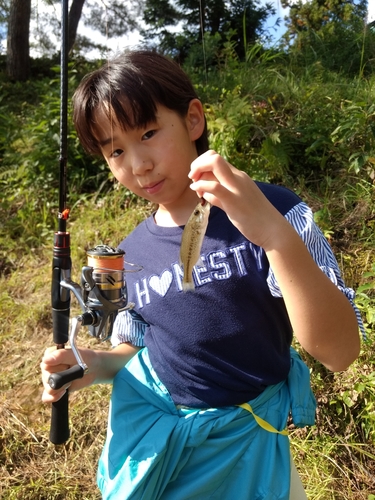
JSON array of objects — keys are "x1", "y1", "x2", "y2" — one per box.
[
  {"x1": 331, "y1": 99, "x2": 375, "y2": 176},
  {"x1": 188, "y1": 39, "x2": 375, "y2": 186},
  {"x1": 355, "y1": 264, "x2": 375, "y2": 332},
  {"x1": 0, "y1": 59, "x2": 111, "y2": 273},
  {"x1": 1, "y1": 64, "x2": 108, "y2": 196},
  {"x1": 282, "y1": 0, "x2": 375, "y2": 77}
]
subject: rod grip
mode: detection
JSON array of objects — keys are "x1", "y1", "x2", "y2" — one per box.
[{"x1": 49, "y1": 391, "x2": 70, "y2": 445}]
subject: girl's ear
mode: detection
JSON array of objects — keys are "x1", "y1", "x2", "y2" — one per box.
[{"x1": 186, "y1": 99, "x2": 206, "y2": 141}]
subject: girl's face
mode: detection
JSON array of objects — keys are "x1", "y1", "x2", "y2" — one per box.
[{"x1": 94, "y1": 99, "x2": 205, "y2": 216}]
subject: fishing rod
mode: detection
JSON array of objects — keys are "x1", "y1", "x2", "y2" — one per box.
[
  {"x1": 49, "y1": 0, "x2": 71, "y2": 445},
  {"x1": 49, "y1": 0, "x2": 133, "y2": 445}
]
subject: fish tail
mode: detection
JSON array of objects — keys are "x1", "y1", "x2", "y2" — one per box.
[{"x1": 182, "y1": 278, "x2": 195, "y2": 292}]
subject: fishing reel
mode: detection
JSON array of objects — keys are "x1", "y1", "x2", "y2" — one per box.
[{"x1": 48, "y1": 245, "x2": 134, "y2": 391}]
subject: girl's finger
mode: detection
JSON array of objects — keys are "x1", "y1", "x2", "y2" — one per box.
[
  {"x1": 42, "y1": 387, "x2": 69, "y2": 404},
  {"x1": 190, "y1": 151, "x2": 241, "y2": 191},
  {"x1": 41, "y1": 346, "x2": 76, "y2": 367}
]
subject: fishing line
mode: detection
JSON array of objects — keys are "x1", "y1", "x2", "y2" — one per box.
[
  {"x1": 199, "y1": 0, "x2": 208, "y2": 84},
  {"x1": 100, "y1": 0, "x2": 115, "y2": 164}
]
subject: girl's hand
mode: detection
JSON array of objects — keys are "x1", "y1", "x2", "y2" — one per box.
[
  {"x1": 41, "y1": 342, "x2": 140, "y2": 403},
  {"x1": 40, "y1": 346, "x2": 96, "y2": 403},
  {"x1": 189, "y1": 150, "x2": 288, "y2": 249}
]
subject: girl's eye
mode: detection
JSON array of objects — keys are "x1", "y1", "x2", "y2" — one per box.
[
  {"x1": 143, "y1": 130, "x2": 155, "y2": 140},
  {"x1": 111, "y1": 149, "x2": 123, "y2": 158}
]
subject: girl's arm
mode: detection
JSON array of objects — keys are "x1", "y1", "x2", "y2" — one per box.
[
  {"x1": 41, "y1": 342, "x2": 141, "y2": 403},
  {"x1": 189, "y1": 151, "x2": 360, "y2": 372},
  {"x1": 261, "y1": 218, "x2": 360, "y2": 371}
]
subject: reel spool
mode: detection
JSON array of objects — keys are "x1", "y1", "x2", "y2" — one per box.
[{"x1": 83, "y1": 245, "x2": 129, "y2": 341}]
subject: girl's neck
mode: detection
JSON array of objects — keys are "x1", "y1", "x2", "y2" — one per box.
[{"x1": 155, "y1": 197, "x2": 201, "y2": 227}]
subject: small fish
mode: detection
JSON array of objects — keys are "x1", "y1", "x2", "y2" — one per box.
[{"x1": 179, "y1": 199, "x2": 211, "y2": 291}]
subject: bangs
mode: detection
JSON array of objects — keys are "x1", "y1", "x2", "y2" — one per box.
[
  {"x1": 98, "y1": 72, "x2": 161, "y2": 132},
  {"x1": 73, "y1": 65, "x2": 160, "y2": 156}
]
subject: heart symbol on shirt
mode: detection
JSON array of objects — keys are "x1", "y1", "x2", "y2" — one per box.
[{"x1": 149, "y1": 270, "x2": 173, "y2": 297}]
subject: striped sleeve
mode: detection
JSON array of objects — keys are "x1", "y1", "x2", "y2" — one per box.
[
  {"x1": 267, "y1": 201, "x2": 365, "y2": 337},
  {"x1": 111, "y1": 309, "x2": 147, "y2": 347}
]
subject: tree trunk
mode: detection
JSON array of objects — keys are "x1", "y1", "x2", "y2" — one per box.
[
  {"x1": 6, "y1": 0, "x2": 31, "y2": 81},
  {"x1": 68, "y1": 0, "x2": 86, "y2": 53}
]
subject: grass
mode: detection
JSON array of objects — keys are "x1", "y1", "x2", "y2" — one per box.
[
  {"x1": 1, "y1": 182, "x2": 375, "y2": 499},
  {"x1": 291, "y1": 432, "x2": 375, "y2": 499}
]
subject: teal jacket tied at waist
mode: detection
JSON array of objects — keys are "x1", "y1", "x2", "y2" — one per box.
[{"x1": 97, "y1": 347, "x2": 316, "y2": 500}]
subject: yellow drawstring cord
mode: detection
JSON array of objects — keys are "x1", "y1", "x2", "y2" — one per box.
[{"x1": 238, "y1": 403, "x2": 288, "y2": 435}]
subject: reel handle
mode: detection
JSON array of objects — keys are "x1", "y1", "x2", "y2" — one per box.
[{"x1": 48, "y1": 365, "x2": 85, "y2": 390}]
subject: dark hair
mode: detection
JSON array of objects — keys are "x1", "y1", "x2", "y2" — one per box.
[{"x1": 72, "y1": 50, "x2": 209, "y2": 157}]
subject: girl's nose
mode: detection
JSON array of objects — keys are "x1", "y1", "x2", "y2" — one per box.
[{"x1": 131, "y1": 153, "x2": 153, "y2": 176}]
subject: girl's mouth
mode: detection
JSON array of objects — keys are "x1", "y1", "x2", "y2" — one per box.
[{"x1": 143, "y1": 179, "x2": 165, "y2": 195}]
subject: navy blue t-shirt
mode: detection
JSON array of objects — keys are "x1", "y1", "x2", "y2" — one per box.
[{"x1": 115, "y1": 182, "x2": 305, "y2": 407}]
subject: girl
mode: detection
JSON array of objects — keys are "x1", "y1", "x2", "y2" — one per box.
[{"x1": 41, "y1": 50, "x2": 362, "y2": 499}]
